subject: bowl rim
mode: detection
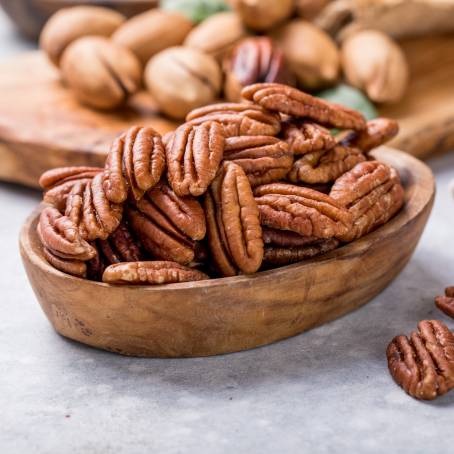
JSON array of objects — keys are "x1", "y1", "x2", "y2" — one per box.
[{"x1": 20, "y1": 146, "x2": 435, "y2": 293}]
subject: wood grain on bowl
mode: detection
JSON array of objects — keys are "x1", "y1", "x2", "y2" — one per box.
[
  {"x1": 19, "y1": 147, "x2": 435, "y2": 357},
  {"x1": 0, "y1": 0, "x2": 158, "y2": 39}
]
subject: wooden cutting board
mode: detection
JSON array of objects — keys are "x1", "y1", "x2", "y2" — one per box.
[{"x1": 1, "y1": 34, "x2": 454, "y2": 189}]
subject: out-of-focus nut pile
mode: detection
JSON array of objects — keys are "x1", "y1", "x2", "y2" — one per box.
[
  {"x1": 39, "y1": 1, "x2": 413, "y2": 117},
  {"x1": 37, "y1": 82, "x2": 403, "y2": 285}
]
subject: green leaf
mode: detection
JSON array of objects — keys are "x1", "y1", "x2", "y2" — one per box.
[
  {"x1": 317, "y1": 84, "x2": 378, "y2": 120},
  {"x1": 161, "y1": 0, "x2": 231, "y2": 23}
]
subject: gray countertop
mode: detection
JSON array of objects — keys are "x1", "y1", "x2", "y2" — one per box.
[{"x1": 1, "y1": 10, "x2": 453, "y2": 454}]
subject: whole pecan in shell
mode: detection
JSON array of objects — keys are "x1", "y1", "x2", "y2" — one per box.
[
  {"x1": 166, "y1": 121, "x2": 225, "y2": 197},
  {"x1": 223, "y1": 135, "x2": 293, "y2": 186},
  {"x1": 102, "y1": 261, "x2": 209, "y2": 285},
  {"x1": 127, "y1": 182, "x2": 206, "y2": 265},
  {"x1": 330, "y1": 161, "x2": 404, "y2": 241},
  {"x1": 254, "y1": 183, "x2": 352, "y2": 241},
  {"x1": 281, "y1": 120, "x2": 336, "y2": 156},
  {"x1": 264, "y1": 238, "x2": 339, "y2": 266},
  {"x1": 224, "y1": 36, "x2": 294, "y2": 102},
  {"x1": 288, "y1": 145, "x2": 366, "y2": 184},
  {"x1": 186, "y1": 103, "x2": 281, "y2": 137},
  {"x1": 242, "y1": 83, "x2": 366, "y2": 130},
  {"x1": 387, "y1": 320, "x2": 454, "y2": 400},
  {"x1": 435, "y1": 287, "x2": 454, "y2": 319},
  {"x1": 103, "y1": 126, "x2": 166, "y2": 203},
  {"x1": 204, "y1": 161, "x2": 264, "y2": 276},
  {"x1": 342, "y1": 118, "x2": 399, "y2": 153}
]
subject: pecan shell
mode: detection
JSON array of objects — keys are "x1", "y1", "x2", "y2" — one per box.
[
  {"x1": 435, "y1": 287, "x2": 454, "y2": 319},
  {"x1": 103, "y1": 126, "x2": 166, "y2": 203},
  {"x1": 204, "y1": 161, "x2": 264, "y2": 276},
  {"x1": 330, "y1": 161, "x2": 404, "y2": 241},
  {"x1": 342, "y1": 118, "x2": 399, "y2": 153},
  {"x1": 166, "y1": 121, "x2": 225, "y2": 197},
  {"x1": 288, "y1": 145, "x2": 366, "y2": 184},
  {"x1": 242, "y1": 83, "x2": 366, "y2": 130},
  {"x1": 223, "y1": 135, "x2": 293, "y2": 186},
  {"x1": 224, "y1": 36, "x2": 294, "y2": 102},
  {"x1": 263, "y1": 239, "x2": 339, "y2": 266},
  {"x1": 127, "y1": 182, "x2": 206, "y2": 265},
  {"x1": 281, "y1": 120, "x2": 336, "y2": 156},
  {"x1": 387, "y1": 320, "x2": 454, "y2": 400},
  {"x1": 186, "y1": 103, "x2": 281, "y2": 137},
  {"x1": 254, "y1": 183, "x2": 352, "y2": 241},
  {"x1": 102, "y1": 261, "x2": 209, "y2": 285}
]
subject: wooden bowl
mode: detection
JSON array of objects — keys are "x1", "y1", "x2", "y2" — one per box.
[
  {"x1": 19, "y1": 147, "x2": 435, "y2": 357},
  {"x1": 0, "y1": 0, "x2": 157, "y2": 40}
]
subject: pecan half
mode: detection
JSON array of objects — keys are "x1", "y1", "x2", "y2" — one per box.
[
  {"x1": 288, "y1": 145, "x2": 366, "y2": 184},
  {"x1": 342, "y1": 118, "x2": 399, "y2": 153},
  {"x1": 102, "y1": 261, "x2": 209, "y2": 285},
  {"x1": 281, "y1": 120, "x2": 336, "y2": 156},
  {"x1": 127, "y1": 182, "x2": 206, "y2": 265},
  {"x1": 103, "y1": 126, "x2": 166, "y2": 203},
  {"x1": 435, "y1": 287, "x2": 454, "y2": 319},
  {"x1": 42, "y1": 247, "x2": 87, "y2": 278},
  {"x1": 330, "y1": 161, "x2": 404, "y2": 241},
  {"x1": 242, "y1": 83, "x2": 366, "y2": 130},
  {"x1": 186, "y1": 103, "x2": 281, "y2": 137},
  {"x1": 262, "y1": 227, "x2": 319, "y2": 247},
  {"x1": 224, "y1": 36, "x2": 294, "y2": 102},
  {"x1": 263, "y1": 239, "x2": 339, "y2": 266},
  {"x1": 204, "y1": 161, "x2": 264, "y2": 276},
  {"x1": 387, "y1": 320, "x2": 454, "y2": 400},
  {"x1": 166, "y1": 121, "x2": 225, "y2": 197},
  {"x1": 223, "y1": 135, "x2": 293, "y2": 186},
  {"x1": 254, "y1": 183, "x2": 352, "y2": 241}
]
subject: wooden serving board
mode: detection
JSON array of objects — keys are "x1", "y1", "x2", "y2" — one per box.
[{"x1": 1, "y1": 34, "x2": 454, "y2": 189}]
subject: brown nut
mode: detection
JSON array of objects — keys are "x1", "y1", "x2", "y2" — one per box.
[
  {"x1": 38, "y1": 207, "x2": 96, "y2": 262},
  {"x1": 272, "y1": 20, "x2": 340, "y2": 89},
  {"x1": 166, "y1": 121, "x2": 225, "y2": 197},
  {"x1": 263, "y1": 227, "x2": 320, "y2": 247},
  {"x1": 230, "y1": 0, "x2": 294, "y2": 31},
  {"x1": 205, "y1": 161, "x2": 264, "y2": 276},
  {"x1": 242, "y1": 83, "x2": 366, "y2": 131},
  {"x1": 223, "y1": 36, "x2": 294, "y2": 103},
  {"x1": 112, "y1": 9, "x2": 193, "y2": 65},
  {"x1": 263, "y1": 239, "x2": 339, "y2": 266},
  {"x1": 254, "y1": 183, "x2": 352, "y2": 241},
  {"x1": 42, "y1": 247, "x2": 87, "y2": 278},
  {"x1": 223, "y1": 135, "x2": 293, "y2": 186},
  {"x1": 342, "y1": 118, "x2": 399, "y2": 153},
  {"x1": 127, "y1": 182, "x2": 206, "y2": 265},
  {"x1": 184, "y1": 12, "x2": 248, "y2": 61},
  {"x1": 186, "y1": 103, "x2": 281, "y2": 137},
  {"x1": 281, "y1": 120, "x2": 336, "y2": 156},
  {"x1": 387, "y1": 320, "x2": 454, "y2": 400},
  {"x1": 60, "y1": 36, "x2": 142, "y2": 110},
  {"x1": 145, "y1": 46, "x2": 221, "y2": 120},
  {"x1": 330, "y1": 161, "x2": 404, "y2": 241},
  {"x1": 40, "y1": 6, "x2": 125, "y2": 66},
  {"x1": 102, "y1": 261, "x2": 209, "y2": 285},
  {"x1": 342, "y1": 30, "x2": 409, "y2": 104},
  {"x1": 288, "y1": 145, "x2": 366, "y2": 184},
  {"x1": 435, "y1": 288, "x2": 454, "y2": 319},
  {"x1": 103, "y1": 126, "x2": 166, "y2": 203}
]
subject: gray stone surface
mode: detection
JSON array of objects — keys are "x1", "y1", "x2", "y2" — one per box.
[{"x1": 0, "y1": 10, "x2": 453, "y2": 454}]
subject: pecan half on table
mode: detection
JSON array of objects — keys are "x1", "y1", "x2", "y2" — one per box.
[
  {"x1": 165, "y1": 121, "x2": 225, "y2": 197},
  {"x1": 186, "y1": 102, "x2": 281, "y2": 137},
  {"x1": 223, "y1": 135, "x2": 293, "y2": 186},
  {"x1": 242, "y1": 83, "x2": 366, "y2": 130},
  {"x1": 127, "y1": 182, "x2": 206, "y2": 265},
  {"x1": 387, "y1": 320, "x2": 454, "y2": 400},
  {"x1": 205, "y1": 161, "x2": 264, "y2": 276},
  {"x1": 102, "y1": 261, "x2": 208, "y2": 285},
  {"x1": 435, "y1": 287, "x2": 454, "y2": 319},
  {"x1": 330, "y1": 161, "x2": 404, "y2": 241}
]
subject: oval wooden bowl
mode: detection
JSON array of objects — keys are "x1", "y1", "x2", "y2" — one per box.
[{"x1": 19, "y1": 147, "x2": 435, "y2": 357}]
